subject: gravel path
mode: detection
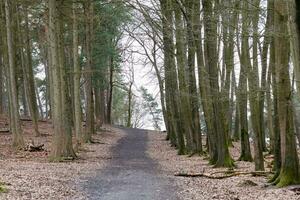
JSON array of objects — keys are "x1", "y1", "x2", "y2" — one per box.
[{"x1": 83, "y1": 127, "x2": 178, "y2": 200}]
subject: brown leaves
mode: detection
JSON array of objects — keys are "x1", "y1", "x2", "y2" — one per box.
[
  {"x1": 0, "y1": 121, "x2": 125, "y2": 200},
  {"x1": 146, "y1": 131, "x2": 299, "y2": 200}
]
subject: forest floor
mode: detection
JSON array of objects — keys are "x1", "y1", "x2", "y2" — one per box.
[
  {"x1": 147, "y1": 131, "x2": 300, "y2": 200},
  {"x1": 1, "y1": 120, "x2": 300, "y2": 200},
  {"x1": 0, "y1": 118, "x2": 125, "y2": 199}
]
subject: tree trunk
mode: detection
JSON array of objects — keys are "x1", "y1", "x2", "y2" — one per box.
[
  {"x1": 84, "y1": 0, "x2": 94, "y2": 142},
  {"x1": 107, "y1": 56, "x2": 113, "y2": 124},
  {"x1": 174, "y1": 4, "x2": 194, "y2": 153},
  {"x1": 22, "y1": 6, "x2": 40, "y2": 136},
  {"x1": 237, "y1": 0, "x2": 253, "y2": 162},
  {"x1": 241, "y1": 0, "x2": 264, "y2": 170},
  {"x1": 0, "y1": 46, "x2": 3, "y2": 114},
  {"x1": 73, "y1": 1, "x2": 82, "y2": 147},
  {"x1": 126, "y1": 83, "x2": 133, "y2": 128},
  {"x1": 5, "y1": 0, "x2": 24, "y2": 149},
  {"x1": 203, "y1": 0, "x2": 233, "y2": 167},
  {"x1": 49, "y1": 0, "x2": 75, "y2": 160},
  {"x1": 185, "y1": 1, "x2": 202, "y2": 153},
  {"x1": 195, "y1": 0, "x2": 217, "y2": 162},
  {"x1": 160, "y1": 0, "x2": 186, "y2": 154},
  {"x1": 272, "y1": 0, "x2": 300, "y2": 187}
]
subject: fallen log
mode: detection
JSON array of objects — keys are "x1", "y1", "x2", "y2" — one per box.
[
  {"x1": 25, "y1": 143, "x2": 45, "y2": 152},
  {"x1": 0, "y1": 128, "x2": 9, "y2": 133},
  {"x1": 174, "y1": 171, "x2": 272, "y2": 179},
  {"x1": 20, "y1": 118, "x2": 48, "y2": 122}
]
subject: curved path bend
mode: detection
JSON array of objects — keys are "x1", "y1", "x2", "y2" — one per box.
[{"x1": 83, "y1": 127, "x2": 178, "y2": 200}]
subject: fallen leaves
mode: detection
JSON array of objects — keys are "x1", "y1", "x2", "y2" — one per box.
[
  {"x1": 0, "y1": 121, "x2": 125, "y2": 200},
  {"x1": 146, "y1": 131, "x2": 300, "y2": 200}
]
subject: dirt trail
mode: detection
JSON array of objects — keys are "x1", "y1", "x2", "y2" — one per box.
[{"x1": 83, "y1": 127, "x2": 178, "y2": 200}]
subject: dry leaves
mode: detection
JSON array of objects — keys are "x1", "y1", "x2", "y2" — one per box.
[
  {"x1": 146, "y1": 131, "x2": 300, "y2": 200},
  {"x1": 0, "y1": 121, "x2": 124, "y2": 200}
]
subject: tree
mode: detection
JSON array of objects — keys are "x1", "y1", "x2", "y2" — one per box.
[
  {"x1": 271, "y1": 0, "x2": 300, "y2": 187},
  {"x1": 184, "y1": 0, "x2": 203, "y2": 154},
  {"x1": 203, "y1": 0, "x2": 233, "y2": 167},
  {"x1": 5, "y1": 0, "x2": 25, "y2": 149},
  {"x1": 73, "y1": 1, "x2": 82, "y2": 148},
  {"x1": 238, "y1": 0, "x2": 252, "y2": 162},
  {"x1": 48, "y1": 0, "x2": 75, "y2": 160},
  {"x1": 21, "y1": 4, "x2": 40, "y2": 137},
  {"x1": 140, "y1": 87, "x2": 162, "y2": 131},
  {"x1": 84, "y1": 0, "x2": 95, "y2": 142},
  {"x1": 160, "y1": 0, "x2": 186, "y2": 154}
]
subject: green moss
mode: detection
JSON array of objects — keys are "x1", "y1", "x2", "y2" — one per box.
[
  {"x1": 223, "y1": 157, "x2": 235, "y2": 168},
  {"x1": 276, "y1": 173, "x2": 300, "y2": 187},
  {"x1": 49, "y1": 156, "x2": 64, "y2": 162},
  {"x1": 0, "y1": 185, "x2": 8, "y2": 193},
  {"x1": 268, "y1": 171, "x2": 280, "y2": 184},
  {"x1": 214, "y1": 156, "x2": 235, "y2": 168},
  {"x1": 276, "y1": 176, "x2": 293, "y2": 187}
]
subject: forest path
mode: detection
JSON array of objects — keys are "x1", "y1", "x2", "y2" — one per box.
[{"x1": 83, "y1": 127, "x2": 178, "y2": 200}]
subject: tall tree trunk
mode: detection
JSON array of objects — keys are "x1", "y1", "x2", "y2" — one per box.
[
  {"x1": 23, "y1": 6, "x2": 40, "y2": 136},
  {"x1": 241, "y1": 0, "x2": 264, "y2": 170},
  {"x1": 49, "y1": 0, "x2": 75, "y2": 160},
  {"x1": 203, "y1": 0, "x2": 233, "y2": 167},
  {"x1": 272, "y1": 0, "x2": 300, "y2": 187},
  {"x1": 5, "y1": 0, "x2": 24, "y2": 149},
  {"x1": 266, "y1": 64, "x2": 274, "y2": 154},
  {"x1": 293, "y1": 0, "x2": 300, "y2": 94},
  {"x1": 269, "y1": 36, "x2": 282, "y2": 183},
  {"x1": 220, "y1": 0, "x2": 236, "y2": 147},
  {"x1": 35, "y1": 86, "x2": 44, "y2": 118},
  {"x1": 150, "y1": 30, "x2": 168, "y2": 135},
  {"x1": 174, "y1": 4, "x2": 194, "y2": 153},
  {"x1": 0, "y1": 47, "x2": 3, "y2": 114},
  {"x1": 185, "y1": 1, "x2": 202, "y2": 153},
  {"x1": 84, "y1": 0, "x2": 94, "y2": 142},
  {"x1": 73, "y1": 1, "x2": 82, "y2": 147},
  {"x1": 126, "y1": 83, "x2": 133, "y2": 128},
  {"x1": 107, "y1": 56, "x2": 113, "y2": 124},
  {"x1": 194, "y1": 0, "x2": 217, "y2": 162},
  {"x1": 232, "y1": 68, "x2": 240, "y2": 141},
  {"x1": 99, "y1": 88, "x2": 106, "y2": 125},
  {"x1": 238, "y1": 0, "x2": 253, "y2": 162},
  {"x1": 237, "y1": 49, "x2": 252, "y2": 162},
  {"x1": 160, "y1": 0, "x2": 186, "y2": 154}
]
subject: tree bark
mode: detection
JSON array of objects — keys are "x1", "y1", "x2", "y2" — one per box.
[
  {"x1": 203, "y1": 0, "x2": 233, "y2": 167},
  {"x1": 49, "y1": 0, "x2": 75, "y2": 160},
  {"x1": 5, "y1": 0, "x2": 24, "y2": 149},
  {"x1": 107, "y1": 56, "x2": 114, "y2": 124},
  {"x1": 22, "y1": 5, "x2": 40, "y2": 136},
  {"x1": 272, "y1": 0, "x2": 300, "y2": 187},
  {"x1": 174, "y1": 4, "x2": 194, "y2": 153},
  {"x1": 73, "y1": 1, "x2": 82, "y2": 147},
  {"x1": 84, "y1": 0, "x2": 95, "y2": 142},
  {"x1": 160, "y1": 0, "x2": 186, "y2": 154}
]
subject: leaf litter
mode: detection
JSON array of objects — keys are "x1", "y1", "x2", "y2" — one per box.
[{"x1": 146, "y1": 131, "x2": 300, "y2": 200}]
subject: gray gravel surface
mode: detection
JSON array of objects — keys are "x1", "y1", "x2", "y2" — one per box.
[{"x1": 83, "y1": 127, "x2": 178, "y2": 200}]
